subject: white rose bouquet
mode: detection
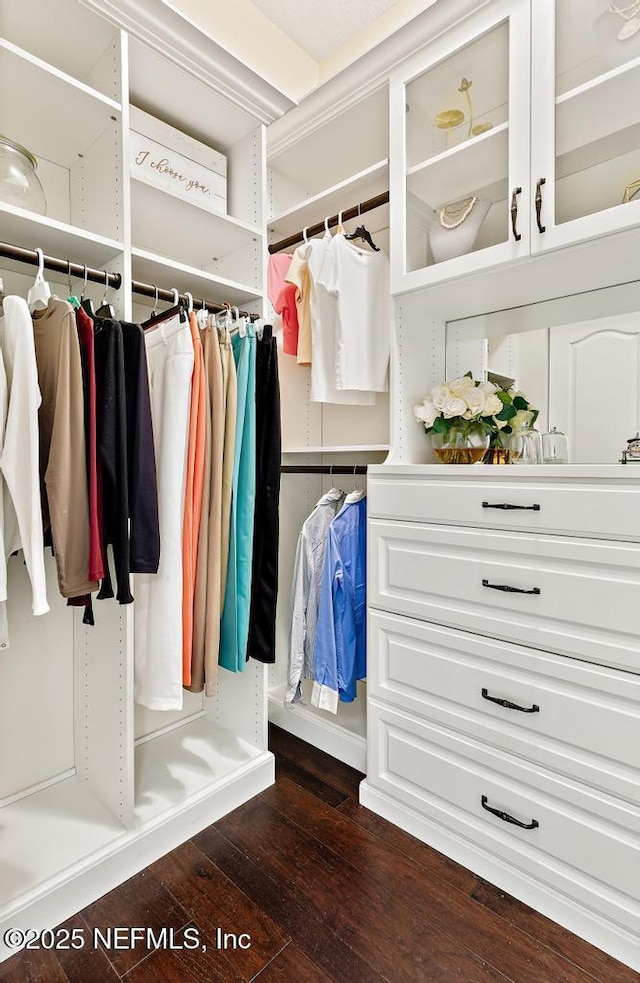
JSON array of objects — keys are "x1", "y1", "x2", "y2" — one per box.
[{"x1": 414, "y1": 372, "x2": 538, "y2": 448}]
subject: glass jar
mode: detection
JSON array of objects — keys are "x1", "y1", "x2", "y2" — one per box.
[
  {"x1": 542, "y1": 426, "x2": 569, "y2": 464},
  {"x1": 0, "y1": 135, "x2": 47, "y2": 215},
  {"x1": 431, "y1": 421, "x2": 489, "y2": 464},
  {"x1": 507, "y1": 426, "x2": 542, "y2": 465}
]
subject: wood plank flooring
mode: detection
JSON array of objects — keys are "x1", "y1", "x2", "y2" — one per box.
[{"x1": 2, "y1": 724, "x2": 638, "y2": 983}]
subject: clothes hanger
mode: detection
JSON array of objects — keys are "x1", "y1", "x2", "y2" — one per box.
[
  {"x1": 337, "y1": 210, "x2": 344, "y2": 234},
  {"x1": 196, "y1": 296, "x2": 208, "y2": 329},
  {"x1": 150, "y1": 285, "x2": 159, "y2": 319},
  {"x1": 27, "y1": 247, "x2": 52, "y2": 311},
  {"x1": 345, "y1": 203, "x2": 380, "y2": 251},
  {"x1": 345, "y1": 465, "x2": 366, "y2": 503},
  {"x1": 80, "y1": 264, "x2": 96, "y2": 317},
  {"x1": 142, "y1": 287, "x2": 185, "y2": 329},
  {"x1": 184, "y1": 291, "x2": 194, "y2": 315},
  {"x1": 95, "y1": 269, "x2": 116, "y2": 319},
  {"x1": 324, "y1": 216, "x2": 331, "y2": 237},
  {"x1": 67, "y1": 260, "x2": 81, "y2": 309}
]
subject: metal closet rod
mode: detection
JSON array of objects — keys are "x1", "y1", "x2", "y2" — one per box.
[
  {"x1": 130, "y1": 280, "x2": 258, "y2": 320},
  {"x1": 0, "y1": 241, "x2": 122, "y2": 289},
  {"x1": 0, "y1": 241, "x2": 258, "y2": 319},
  {"x1": 281, "y1": 465, "x2": 368, "y2": 475},
  {"x1": 268, "y1": 191, "x2": 390, "y2": 254}
]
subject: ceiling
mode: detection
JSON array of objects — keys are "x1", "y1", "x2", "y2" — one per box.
[
  {"x1": 165, "y1": 0, "x2": 438, "y2": 102},
  {"x1": 251, "y1": 0, "x2": 402, "y2": 61}
]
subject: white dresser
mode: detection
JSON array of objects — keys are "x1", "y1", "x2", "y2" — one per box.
[{"x1": 360, "y1": 464, "x2": 640, "y2": 971}]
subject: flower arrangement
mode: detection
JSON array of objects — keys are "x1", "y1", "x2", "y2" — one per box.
[{"x1": 414, "y1": 372, "x2": 538, "y2": 463}]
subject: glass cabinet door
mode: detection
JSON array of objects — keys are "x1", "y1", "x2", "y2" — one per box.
[
  {"x1": 531, "y1": 0, "x2": 640, "y2": 250},
  {"x1": 390, "y1": 0, "x2": 530, "y2": 292}
]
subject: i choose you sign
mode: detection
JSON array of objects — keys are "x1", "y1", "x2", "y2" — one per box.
[{"x1": 129, "y1": 107, "x2": 227, "y2": 215}]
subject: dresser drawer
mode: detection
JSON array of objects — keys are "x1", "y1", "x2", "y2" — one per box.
[
  {"x1": 369, "y1": 519, "x2": 640, "y2": 673},
  {"x1": 368, "y1": 472, "x2": 640, "y2": 541},
  {"x1": 368, "y1": 700, "x2": 640, "y2": 934},
  {"x1": 368, "y1": 611, "x2": 640, "y2": 803}
]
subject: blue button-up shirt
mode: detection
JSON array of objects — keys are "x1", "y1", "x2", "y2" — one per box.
[{"x1": 312, "y1": 494, "x2": 367, "y2": 713}]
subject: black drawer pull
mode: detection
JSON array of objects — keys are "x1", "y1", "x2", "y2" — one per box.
[
  {"x1": 482, "y1": 688, "x2": 539, "y2": 713},
  {"x1": 481, "y1": 795, "x2": 539, "y2": 830},
  {"x1": 482, "y1": 501, "x2": 541, "y2": 511},
  {"x1": 482, "y1": 579, "x2": 541, "y2": 595}
]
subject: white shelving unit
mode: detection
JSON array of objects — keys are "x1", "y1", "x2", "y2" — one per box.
[{"x1": 0, "y1": 0, "x2": 276, "y2": 960}]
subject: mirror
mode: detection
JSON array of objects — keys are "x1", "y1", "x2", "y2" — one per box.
[{"x1": 445, "y1": 281, "x2": 640, "y2": 463}]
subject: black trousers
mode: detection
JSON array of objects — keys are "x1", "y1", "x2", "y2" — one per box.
[{"x1": 248, "y1": 333, "x2": 281, "y2": 662}]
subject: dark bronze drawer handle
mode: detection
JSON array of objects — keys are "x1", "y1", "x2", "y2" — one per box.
[
  {"x1": 510, "y1": 186, "x2": 522, "y2": 241},
  {"x1": 482, "y1": 501, "x2": 541, "y2": 511},
  {"x1": 481, "y1": 795, "x2": 539, "y2": 830},
  {"x1": 535, "y1": 177, "x2": 546, "y2": 233},
  {"x1": 482, "y1": 688, "x2": 539, "y2": 713},
  {"x1": 482, "y1": 579, "x2": 541, "y2": 595}
]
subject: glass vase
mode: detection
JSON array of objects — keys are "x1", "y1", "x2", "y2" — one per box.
[
  {"x1": 506, "y1": 426, "x2": 542, "y2": 465},
  {"x1": 431, "y1": 422, "x2": 489, "y2": 465},
  {"x1": 0, "y1": 135, "x2": 47, "y2": 215}
]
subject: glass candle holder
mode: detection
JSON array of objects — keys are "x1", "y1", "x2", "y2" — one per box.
[{"x1": 542, "y1": 427, "x2": 569, "y2": 464}]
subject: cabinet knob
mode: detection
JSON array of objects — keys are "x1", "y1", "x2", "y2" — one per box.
[{"x1": 535, "y1": 178, "x2": 546, "y2": 234}]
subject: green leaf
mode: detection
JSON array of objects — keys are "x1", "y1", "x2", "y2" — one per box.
[
  {"x1": 513, "y1": 396, "x2": 528, "y2": 410},
  {"x1": 464, "y1": 370, "x2": 473, "y2": 379},
  {"x1": 496, "y1": 403, "x2": 517, "y2": 421},
  {"x1": 432, "y1": 415, "x2": 448, "y2": 433},
  {"x1": 496, "y1": 391, "x2": 511, "y2": 404},
  {"x1": 530, "y1": 409, "x2": 539, "y2": 426}
]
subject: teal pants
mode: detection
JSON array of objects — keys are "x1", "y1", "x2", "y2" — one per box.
[{"x1": 219, "y1": 326, "x2": 256, "y2": 672}]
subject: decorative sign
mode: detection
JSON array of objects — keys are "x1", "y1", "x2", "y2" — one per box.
[{"x1": 129, "y1": 107, "x2": 227, "y2": 216}]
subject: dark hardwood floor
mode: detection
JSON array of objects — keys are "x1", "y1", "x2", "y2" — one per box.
[{"x1": 2, "y1": 724, "x2": 638, "y2": 983}]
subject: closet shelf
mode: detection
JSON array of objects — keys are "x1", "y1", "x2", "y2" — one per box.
[
  {"x1": 268, "y1": 159, "x2": 389, "y2": 241},
  {"x1": 0, "y1": 775, "x2": 126, "y2": 915},
  {"x1": 129, "y1": 39, "x2": 260, "y2": 152},
  {"x1": 0, "y1": 203, "x2": 124, "y2": 269},
  {"x1": 556, "y1": 59, "x2": 640, "y2": 161},
  {"x1": 134, "y1": 716, "x2": 269, "y2": 826},
  {"x1": 282, "y1": 444, "x2": 390, "y2": 455},
  {"x1": 407, "y1": 122, "x2": 509, "y2": 209},
  {"x1": 1, "y1": 0, "x2": 120, "y2": 99},
  {"x1": 0, "y1": 40, "x2": 121, "y2": 168},
  {"x1": 131, "y1": 181, "x2": 262, "y2": 274},
  {"x1": 131, "y1": 248, "x2": 263, "y2": 308}
]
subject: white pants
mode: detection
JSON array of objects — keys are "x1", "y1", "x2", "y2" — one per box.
[{"x1": 134, "y1": 314, "x2": 193, "y2": 710}]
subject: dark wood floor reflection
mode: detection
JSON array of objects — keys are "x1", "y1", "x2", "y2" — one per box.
[{"x1": 2, "y1": 724, "x2": 638, "y2": 982}]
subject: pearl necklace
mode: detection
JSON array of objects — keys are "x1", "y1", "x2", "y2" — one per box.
[
  {"x1": 439, "y1": 196, "x2": 478, "y2": 230},
  {"x1": 608, "y1": 0, "x2": 640, "y2": 17},
  {"x1": 608, "y1": 0, "x2": 640, "y2": 38}
]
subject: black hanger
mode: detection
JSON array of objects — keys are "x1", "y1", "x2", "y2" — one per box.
[
  {"x1": 345, "y1": 203, "x2": 380, "y2": 251},
  {"x1": 95, "y1": 269, "x2": 116, "y2": 319},
  {"x1": 79, "y1": 265, "x2": 95, "y2": 317},
  {"x1": 142, "y1": 288, "x2": 186, "y2": 329},
  {"x1": 345, "y1": 224, "x2": 380, "y2": 251}
]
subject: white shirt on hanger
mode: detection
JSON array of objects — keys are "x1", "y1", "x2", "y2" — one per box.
[
  {"x1": 0, "y1": 296, "x2": 49, "y2": 621},
  {"x1": 307, "y1": 233, "x2": 374, "y2": 405},
  {"x1": 322, "y1": 233, "x2": 392, "y2": 393}
]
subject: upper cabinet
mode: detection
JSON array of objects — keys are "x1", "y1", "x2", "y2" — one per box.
[
  {"x1": 390, "y1": 0, "x2": 640, "y2": 298},
  {"x1": 390, "y1": 0, "x2": 531, "y2": 293},
  {"x1": 531, "y1": 0, "x2": 640, "y2": 251}
]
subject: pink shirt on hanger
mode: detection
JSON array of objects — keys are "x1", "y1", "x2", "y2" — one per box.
[{"x1": 268, "y1": 254, "x2": 299, "y2": 357}]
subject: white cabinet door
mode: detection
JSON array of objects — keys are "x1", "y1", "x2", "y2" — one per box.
[
  {"x1": 531, "y1": 0, "x2": 640, "y2": 254},
  {"x1": 548, "y1": 312, "x2": 640, "y2": 463},
  {"x1": 390, "y1": 0, "x2": 531, "y2": 294}
]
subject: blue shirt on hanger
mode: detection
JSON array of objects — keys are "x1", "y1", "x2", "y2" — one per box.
[{"x1": 312, "y1": 493, "x2": 367, "y2": 713}]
